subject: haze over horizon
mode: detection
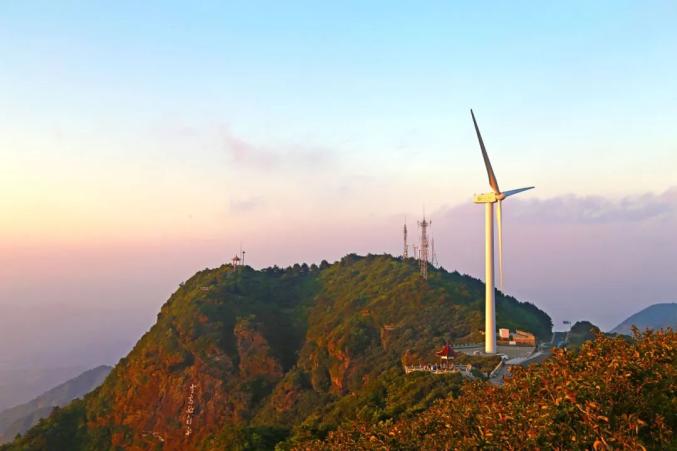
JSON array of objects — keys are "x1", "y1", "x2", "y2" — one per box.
[{"x1": 1, "y1": 1, "x2": 676, "y2": 371}]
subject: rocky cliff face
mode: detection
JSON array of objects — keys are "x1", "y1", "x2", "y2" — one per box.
[
  {"x1": 3, "y1": 254, "x2": 552, "y2": 450},
  {"x1": 234, "y1": 318, "x2": 284, "y2": 382}
]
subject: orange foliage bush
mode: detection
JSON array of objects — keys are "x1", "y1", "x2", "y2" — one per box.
[{"x1": 301, "y1": 329, "x2": 676, "y2": 450}]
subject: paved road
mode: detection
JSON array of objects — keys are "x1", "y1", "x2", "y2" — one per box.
[
  {"x1": 518, "y1": 349, "x2": 552, "y2": 366},
  {"x1": 489, "y1": 364, "x2": 511, "y2": 386},
  {"x1": 488, "y1": 349, "x2": 554, "y2": 385}
]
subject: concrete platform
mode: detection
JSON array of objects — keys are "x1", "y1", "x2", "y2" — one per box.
[{"x1": 455, "y1": 344, "x2": 535, "y2": 360}]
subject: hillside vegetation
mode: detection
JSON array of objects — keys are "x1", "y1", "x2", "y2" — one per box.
[
  {"x1": 2, "y1": 254, "x2": 551, "y2": 450},
  {"x1": 566, "y1": 320, "x2": 601, "y2": 349},
  {"x1": 302, "y1": 329, "x2": 676, "y2": 450}
]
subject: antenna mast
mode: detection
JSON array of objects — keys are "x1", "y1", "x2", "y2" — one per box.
[
  {"x1": 403, "y1": 221, "x2": 408, "y2": 258},
  {"x1": 418, "y1": 216, "x2": 430, "y2": 279}
]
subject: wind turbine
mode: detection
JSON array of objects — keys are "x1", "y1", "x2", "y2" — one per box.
[{"x1": 471, "y1": 109, "x2": 534, "y2": 354}]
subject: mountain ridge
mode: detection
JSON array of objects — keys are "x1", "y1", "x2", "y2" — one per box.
[
  {"x1": 610, "y1": 302, "x2": 677, "y2": 335},
  {"x1": 0, "y1": 366, "x2": 87, "y2": 413},
  {"x1": 0, "y1": 365, "x2": 111, "y2": 444},
  {"x1": 2, "y1": 254, "x2": 551, "y2": 450}
]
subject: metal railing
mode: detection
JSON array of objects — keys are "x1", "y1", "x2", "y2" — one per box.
[{"x1": 403, "y1": 363, "x2": 473, "y2": 375}]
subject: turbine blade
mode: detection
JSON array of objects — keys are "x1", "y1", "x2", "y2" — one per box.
[
  {"x1": 496, "y1": 199, "x2": 504, "y2": 293},
  {"x1": 471, "y1": 109, "x2": 500, "y2": 194},
  {"x1": 502, "y1": 186, "x2": 535, "y2": 198}
]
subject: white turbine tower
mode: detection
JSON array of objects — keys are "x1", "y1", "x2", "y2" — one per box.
[{"x1": 471, "y1": 109, "x2": 534, "y2": 354}]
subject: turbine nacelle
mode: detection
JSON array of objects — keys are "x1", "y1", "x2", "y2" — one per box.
[
  {"x1": 473, "y1": 187, "x2": 534, "y2": 204},
  {"x1": 473, "y1": 192, "x2": 501, "y2": 203}
]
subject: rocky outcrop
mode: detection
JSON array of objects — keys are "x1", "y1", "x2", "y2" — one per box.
[{"x1": 234, "y1": 318, "x2": 284, "y2": 381}]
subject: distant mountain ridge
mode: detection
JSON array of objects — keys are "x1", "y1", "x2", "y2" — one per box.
[
  {"x1": 0, "y1": 365, "x2": 111, "y2": 444},
  {"x1": 611, "y1": 303, "x2": 677, "y2": 335},
  {"x1": 0, "y1": 366, "x2": 86, "y2": 413}
]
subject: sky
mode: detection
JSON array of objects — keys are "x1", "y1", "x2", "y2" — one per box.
[{"x1": 1, "y1": 1, "x2": 676, "y2": 371}]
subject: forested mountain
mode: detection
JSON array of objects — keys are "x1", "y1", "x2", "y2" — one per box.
[
  {"x1": 0, "y1": 366, "x2": 111, "y2": 444},
  {"x1": 611, "y1": 303, "x2": 677, "y2": 335},
  {"x1": 2, "y1": 254, "x2": 551, "y2": 450}
]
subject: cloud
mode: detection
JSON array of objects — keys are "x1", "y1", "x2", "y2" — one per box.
[
  {"x1": 230, "y1": 196, "x2": 266, "y2": 213},
  {"x1": 507, "y1": 188, "x2": 677, "y2": 224},
  {"x1": 221, "y1": 127, "x2": 333, "y2": 171}
]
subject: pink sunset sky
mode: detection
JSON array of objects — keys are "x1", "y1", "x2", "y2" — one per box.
[{"x1": 1, "y1": 2, "x2": 677, "y2": 371}]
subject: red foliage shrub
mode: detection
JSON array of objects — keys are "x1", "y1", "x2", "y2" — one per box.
[{"x1": 301, "y1": 329, "x2": 676, "y2": 450}]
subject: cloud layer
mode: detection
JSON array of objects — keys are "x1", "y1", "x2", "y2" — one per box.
[
  {"x1": 508, "y1": 188, "x2": 677, "y2": 224},
  {"x1": 221, "y1": 128, "x2": 332, "y2": 171}
]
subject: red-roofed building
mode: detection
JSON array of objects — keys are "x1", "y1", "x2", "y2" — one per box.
[{"x1": 436, "y1": 343, "x2": 457, "y2": 360}]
